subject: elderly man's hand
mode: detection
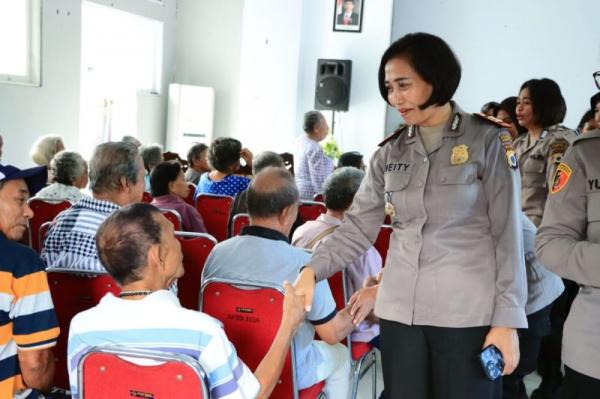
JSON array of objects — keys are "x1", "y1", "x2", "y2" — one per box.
[
  {"x1": 348, "y1": 285, "x2": 378, "y2": 326},
  {"x1": 483, "y1": 327, "x2": 520, "y2": 375},
  {"x1": 282, "y1": 281, "x2": 306, "y2": 332}
]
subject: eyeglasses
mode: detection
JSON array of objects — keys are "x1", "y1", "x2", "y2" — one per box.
[{"x1": 594, "y1": 71, "x2": 600, "y2": 90}]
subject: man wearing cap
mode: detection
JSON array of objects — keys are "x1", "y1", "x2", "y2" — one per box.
[{"x1": 0, "y1": 165, "x2": 60, "y2": 398}]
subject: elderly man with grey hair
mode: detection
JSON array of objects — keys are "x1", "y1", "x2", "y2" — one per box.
[
  {"x1": 203, "y1": 166, "x2": 353, "y2": 398},
  {"x1": 139, "y1": 143, "x2": 164, "y2": 191},
  {"x1": 35, "y1": 151, "x2": 89, "y2": 202},
  {"x1": 292, "y1": 167, "x2": 382, "y2": 345},
  {"x1": 41, "y1": 142, "x2": 146, "y2": 272}
]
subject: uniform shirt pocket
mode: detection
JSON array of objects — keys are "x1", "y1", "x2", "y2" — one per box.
[
  {"x1": 432, "y1": 163, "x2": 483, "y2": 219},
  {"x1": 438, "y1": 163, "x2": 478, "y2": 185},
  {"x1": 384, "y1": 173, "x2": 411, "y2": 221}
]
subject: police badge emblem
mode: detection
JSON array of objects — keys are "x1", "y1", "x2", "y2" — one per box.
[{"x1": 451, "y1": 144, "x2": 469, "y2": 165}]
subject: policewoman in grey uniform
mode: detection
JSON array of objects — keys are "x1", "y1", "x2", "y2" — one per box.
[
  {"x1": 294, "y1": 33, "x2": 527, "y2": 399},
  {"x1": 536, "y1": 130, "x2": 600, "y2": 398}
]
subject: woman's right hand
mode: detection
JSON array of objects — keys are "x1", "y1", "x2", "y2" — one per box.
[{"x1": 293, "y1": 267, "x2": 316, "y2": 312}]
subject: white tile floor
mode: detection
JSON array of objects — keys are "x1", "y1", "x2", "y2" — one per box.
[{"x1": 355, "y1": 351, "x2": 543, "y2": 398}]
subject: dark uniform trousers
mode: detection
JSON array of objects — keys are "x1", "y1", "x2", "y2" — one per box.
[
  {"x1": 562, "y1": 366, "x2": 600, "y2": 399},
  {"x1": 380, "y1": 319, "x2": 501, "y2": 399}
]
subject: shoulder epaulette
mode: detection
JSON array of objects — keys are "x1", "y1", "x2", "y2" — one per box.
[
  {"x1": 573, "y1": 128, "x2": 600, "y2": 145},
  {"x1": 378, "y1": 125, "x2": 407, "y2": 147},
  {"x1": 472, "y1": 112, "x2": 511, "y2": 129}
]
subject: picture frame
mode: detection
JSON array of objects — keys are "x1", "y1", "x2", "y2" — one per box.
[{"x1": 333, "y1": 0, "x2": 363, "y2": 33}]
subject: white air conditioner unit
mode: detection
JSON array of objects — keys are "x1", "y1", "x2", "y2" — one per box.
[{"x1": 166, "y1": 84, "x2": 215, "y2": 157}]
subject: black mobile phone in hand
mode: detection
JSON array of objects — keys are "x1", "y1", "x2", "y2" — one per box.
[{"x1": 478, "y1": 345, "x2": 505, "y2": 380}]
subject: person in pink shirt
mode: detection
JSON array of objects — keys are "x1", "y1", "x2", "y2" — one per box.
[
  {"x1": 292, "y1": 166, "x2": 382, "y2": 344},
  {"x1": 150, "y1": 161, "x2": 206, "y2": 233}
]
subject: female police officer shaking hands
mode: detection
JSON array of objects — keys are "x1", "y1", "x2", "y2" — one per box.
[
  {"x1": 536, "y1": 129, "x2": 600, "y2": 398},
  {"x1": 294, "y1": 33, "x2": 527, "y2": 399}
]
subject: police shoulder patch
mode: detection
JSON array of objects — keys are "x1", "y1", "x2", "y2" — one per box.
[
  {"x1": 499, "y1": 131, "x2": 518, "y2": 169},
  {"x1": 473, "y1": 112, "x2": 512, "y2": 129},
  {"x1": 379, "y1": 125, "x2": 407, "y2": 147},
  {"x1": 550, "y1": 163, "x2": 572, "y2": 194}
]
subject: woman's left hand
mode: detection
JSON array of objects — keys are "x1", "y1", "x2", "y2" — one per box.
[
  {"x1": 347, "y1": 285, "x2": 379, "y2": 326},
  {"x1": 482, "y1": 327, "x2": 520, "y2": 375}
]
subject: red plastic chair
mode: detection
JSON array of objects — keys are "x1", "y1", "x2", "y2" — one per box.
[
  {"x1": 27, "y1": 198, "x2": 71, "y2": 253},
  {"x1": 298, "y1": 201, "x2": 327, "y2": 223},
  {"x1": 38, "y1": 221, "x2": 52, "y2": 253},
  {"x1": 313, "y1": 193, "x2": 324, "y2": 202},
  {"x1": 159, "y1": 208, "x2": 183, "y2": 231},
  {"x1": 185, "y1": 183, "x2": 197, "y2": 206},
  {"x1": 327, "y1": 271, "x2": 377, "y2": 399},
  {"x1": 47, "y1": 269, "x2": 121, "y2": 389},
  {"x1": 231, "y1": 213, "x2": 250, "y2": 237},
  {"x1": 195, "y1": 194, "x2": 234, "y2": 242},
  {"x1": 78, "y1": 346, "x2": 208, "y2": 399},
  {"x1": 374, "y1": 225, "x2": 393, "y2": 266},
  {"x1": 175, "y1": 232, "x2": 218, "y2": 311},
  {"x1": 200, "y1": 279, "x2": 325, "y2": 399},
  {"x1": 142, "y1": 192, "x2": 153, "y2": 203}
]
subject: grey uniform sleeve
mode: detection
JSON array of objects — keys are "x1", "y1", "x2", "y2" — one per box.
[
  {"x1": 483, "y1": 130, "x2": 528, "y2": 328},
  {"x1": 536, "y1": 149, "x2": 600, "y2": 288},
  {"x1": 306, "y1": 147, "x2": 387, "y2": 281}
]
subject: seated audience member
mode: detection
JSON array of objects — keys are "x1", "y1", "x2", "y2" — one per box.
[
  {"x1": 194, "y1": 138, "x2": 253, "y2": 198},
  {"x1": 337, "y1": 151, "x2": 365, "y2": 170},
  {"x1": 35, "y1": 151, "x2": 89, "y2": 202},
  {"x1": 42, "y1": 142, "x2": 145, "y2": 272},
  {"x1": 577, "y1": 109, "x2": 598, "y2": 134},
  {"x1": 294, "y1": 111, "x2": 334, "y2": 201},
  {"x1": 292, "y1": 167, "x2": 382, "y2": 346},
  {"x1": 497, "y1": 96, "x2": 528, "y2": 140},
  {"x1": 185, "y1": 143, "x2": 210, "y2": 185},
  {"x1": 480, "y1": 101, "x2": 501, "y2": 117},
  {"x1": 230, "y1": 151, "x2": 284, "y2": 217},
  {"x1": 203, "y1": 167, "x2": 353, "y2": 398},
  {"x1": 150, "y1": 161, "x2": 207, "y2": 233},
  {"x1": 139, "y1": 144, "x2": 164, "y2": 191},
  {"x1": 67, "y1": 203, "x2": 305, "y2": 399},
  {"x1": 30, "y1": 135, "x2": 65, "y2": 167},
  {"x1": 121, "y1": 135, "x2": 142, "y2": 148},
  {"x1": 0, "y1": 164, "x2": 60, "y2": 398}
]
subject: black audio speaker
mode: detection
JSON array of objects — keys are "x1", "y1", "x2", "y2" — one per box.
[{"x1": 314, "y1": 59, "x2": 352, "y2": 111}]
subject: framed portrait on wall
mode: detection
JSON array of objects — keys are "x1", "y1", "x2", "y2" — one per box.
[{"x1": 333, "y1": 0, "x2": 363, "y2": 33}]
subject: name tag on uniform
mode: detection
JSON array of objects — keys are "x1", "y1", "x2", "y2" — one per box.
[{"x1": 451, "y1": 144, "x2": 469, "y2": 165}]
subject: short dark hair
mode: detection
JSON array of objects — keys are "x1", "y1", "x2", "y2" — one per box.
[
  {"x1": 337, "y1": 151, "x2": 364, "y2": 169},
  {"x1": 209, "y1": 138, "x2": 242, "y2": 173},
  {"x1": 252, "y1": 151, "x2": 284, "y2": 175},
  {"x1": 150, "y1": 161, "x2": 181, "y2": 197},
  {"x1": 481, "y1": 101, "x2": 501, "y2": 117},
  {"x1": 578, "y1": 109, "x2": 596, "y2": 130},
  {"x1": 187, "y1": 143, "x2": 208, "y2": 165},
  {"x1": 520, "y1": 78, "x2": 566, "y2": 127},
  {"x1": 499, "y1": 96, "x2": 528, "y2": 135},
  {"x1": 247, "y1": 167, "x2": 299, "y2": 218},
  {"x1": 590, "y1": 92, "x2": 600, "y2": 110},
  {"x1": 96, "y1": 203, "x2": 163, "y2": 285},
  {"x1": 378, "y1": 32, "x2": 461, "y2": 109},
  {"x1": 323, "y1": 167, "x2": 364, "y2": 211},
  {"x1": 303, "y1": 111, "x2": 324, "y2": 134}
]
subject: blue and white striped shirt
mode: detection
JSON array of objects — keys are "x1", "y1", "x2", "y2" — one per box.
[
  {"x1": 68, "y1": 290, "x2": 259, "y2": 398},
  {"x1": 41, "y1": 197, "x2": 120, "y2": 273}
]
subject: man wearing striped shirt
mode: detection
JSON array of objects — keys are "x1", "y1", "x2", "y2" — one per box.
[
  {"x1": 42, "y1": 141, "x2": 146, "y2": 273},
  {"x1": 68, "y1": 203, "x2": 305, "y2": 398},
  {"x1": 0, "y1": 164, "x2": 60, "y2": 398}
]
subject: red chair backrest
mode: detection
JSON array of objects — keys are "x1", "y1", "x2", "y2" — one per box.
[
  {"x1": 297, "y1": 201, "x2": 326, "y2": 223},
  {"x1": 195, "y1": 194, "x2": 233, "y2": 242},
  {"x1": 201, "y1": 280, "x2": 297, "y2": 398},
  {"x1": 47, "y1": 270, "x2": 121, "y2": 389},
  {"x1": 175, "y1": 232, "x2": 217, "y2": 310},
  {"x1": 185, "y1": 183, "x2": 196, "y2": 206},
  {"x1": 231, "y1": 213, "x2": 250, "y2": 237},
  {"x1": 313, "y1": 193, "x2": 324, "y2": 202},
  {"x1": 160, "y1": 208, "x2": 183, "y2": 231},
  {"x1": 80, "y1": 347, "x2": 207, "y2": 399},
  {"x1": 28, "y1": 199, "x2": 71, "y2": 253},
  {"x1": 142, "y1": 192, "x2": 153, "y2": 203},
  {"x1": 374, "y1": 225, "x2": 393, "y2": 266},
  {"x1": 38, "y1": 221, "x2": 52, "y2": 253}
]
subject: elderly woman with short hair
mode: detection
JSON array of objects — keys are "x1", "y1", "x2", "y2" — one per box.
[
  {"x1": 35, "y1": 151, "x2": 89, "y2": 202},
  {"x1": 30, "y1": 135, "x2": 65, "y2": 166},
  {"x1": 139, "y1": 144, "x2": 164, "y2": 191}
]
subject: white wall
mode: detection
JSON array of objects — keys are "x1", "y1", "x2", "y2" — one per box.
[
  {"x1": 386, "y1": 0, "x2": 600, "y2": 133},
  {"x1": 296, "y1": 0, "x2": 394, "y2": 160},
  {"x1": 0, "y1": 0, "x2": 176, "y2": 167},
  {"x1": 174, "y1": 0, "x2": 244, "y2": 144}
]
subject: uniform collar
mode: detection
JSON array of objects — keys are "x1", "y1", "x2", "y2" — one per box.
[
  {"x1": 405, "y1": 101, "x2": 465, "y2": 145},
  {"x1": 240, "y1": 225, "x2": 289, "y2": 243}
]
